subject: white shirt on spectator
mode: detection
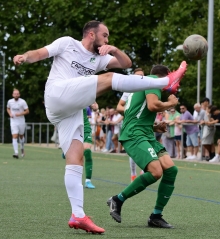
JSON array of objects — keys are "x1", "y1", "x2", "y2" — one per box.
[{"x1": 112, "y1": 113, "x2": 122, "y2": 134}]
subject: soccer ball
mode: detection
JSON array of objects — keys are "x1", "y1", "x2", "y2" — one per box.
[{"x1": 183, "y1": 34, "x2": 208, "y2": 60}]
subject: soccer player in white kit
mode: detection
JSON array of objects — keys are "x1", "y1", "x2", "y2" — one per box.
[
  {"x1": 13, "y1": 20, "x2": 187, "y2": 234},
  {"x1": 7, "y1": 89, "x2": 29, "y2": 158}
]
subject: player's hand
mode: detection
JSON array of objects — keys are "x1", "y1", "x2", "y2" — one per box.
[
  {"x1": 10, "y1": 112, "x2": 16, "y2": 118},
  {"x1": 13, "y1": 55, "x2": 27, "y2": 65},
  {"x1": 153, "y1": 122, "x2": 167, "y2": 133},
  {"x1": 98, "y1": 45, "x2": 117, "y2": 56},
  {"x1": 168, "y1": 94, "x2": 178, "y2": 106}
]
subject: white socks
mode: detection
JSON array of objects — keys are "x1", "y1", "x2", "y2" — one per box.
[
  {"x1": 65, "y1": 165, "x2": 85, "y2": 218},
  {"x1": 129, "y1": 157, "x2": 136, "y2": 176},
  {"x1": 19, "y1": 137, "x2": 25, "y2": 149},
  {"x1": 12, "y1": 138, "x2": 18, "y2": 154},
  {"x1": 112, "y1": 73, "x2": 169, "y2": 92}
]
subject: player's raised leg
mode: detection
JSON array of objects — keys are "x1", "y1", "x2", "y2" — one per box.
[{"x1": 96, "y1": 61, "x2": 187, "y2": 97}]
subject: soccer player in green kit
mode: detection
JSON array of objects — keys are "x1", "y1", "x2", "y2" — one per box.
[
  {"x1": 107, "y1": 65, "x2": 182, "y2": 228},
  {"x1": 83, "y1": 105, "x2": 96, "y2": 189}
]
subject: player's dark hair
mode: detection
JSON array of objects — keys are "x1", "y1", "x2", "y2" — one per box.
[
  {"x1": 83, "y1": 20, "x2": 105, "y2": 37},
  {"x1": 150, "y1": 65, "x2": 170, "y2": 77}
]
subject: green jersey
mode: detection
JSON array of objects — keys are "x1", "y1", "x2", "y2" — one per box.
[{"x1": 119, "y1": 83, "x2": 161, "y2": 142}]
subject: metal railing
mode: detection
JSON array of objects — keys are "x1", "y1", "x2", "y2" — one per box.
[
  {"x1": 180, "y1": 123, "x2": 220, "y2": 160},
  {"x1": 24, "y1": 122, "x2": 220, "y2": 160},
  {"x1": 25, "y1": 122, "x2": 58, "y2": 147}
]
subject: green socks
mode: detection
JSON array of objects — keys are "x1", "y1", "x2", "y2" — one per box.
[
  {"x1": 118, "y1": 172, "x2": 157, "y2": 201},
  {"x1": 154, "y1": 166, "x2": 178, "y2": 212},
  {"x1": 116, "y1": 165, "x2": 178, "y2": 215},
  {"x1": 84, "y1": 149, "x2": 93, "y2": 179}
]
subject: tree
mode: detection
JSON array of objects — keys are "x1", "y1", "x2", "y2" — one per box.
[{"x1": 0, "y1": 0, "x2": 219, "y2": 125}]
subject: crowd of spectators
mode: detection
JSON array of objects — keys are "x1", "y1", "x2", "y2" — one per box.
[{"x1": 86, "y1": 97, "x2": 220, "y2": 163}]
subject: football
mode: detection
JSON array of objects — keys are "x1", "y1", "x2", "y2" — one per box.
[{"x1": 183, "y1": 34, "x2": 208, "y2": 60}]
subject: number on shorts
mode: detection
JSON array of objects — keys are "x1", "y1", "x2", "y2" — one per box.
[{"x1": 148, "y1": 148, "x2": 157, "y2": 157}]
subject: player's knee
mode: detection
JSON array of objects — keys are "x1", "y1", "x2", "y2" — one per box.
[
  {"x1": 147, "y1": 160, "x2": 163, "y2": 179},
  {"x1": 151, "y1": 167, "x2": 163, "y2": 179}
]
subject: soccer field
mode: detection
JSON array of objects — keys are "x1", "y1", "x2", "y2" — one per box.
[{"x1": 1, "y1": 144, "x2": 220, "y2": 239}]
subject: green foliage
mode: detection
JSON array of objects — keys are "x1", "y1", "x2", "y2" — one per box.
[{"x1": 0, "y1": 0, "x2": 219, "y2": 123}]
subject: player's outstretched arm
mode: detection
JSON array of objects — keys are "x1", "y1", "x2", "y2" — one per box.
[{"x1": 13, "y1": 47, "x2": 49, "y2": 65}]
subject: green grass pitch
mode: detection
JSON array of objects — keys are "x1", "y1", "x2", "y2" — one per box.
[{"x1": 1, "y1": 144, "x2": 220, "y2": 239}]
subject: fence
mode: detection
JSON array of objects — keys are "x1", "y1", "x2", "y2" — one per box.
[
  {"x1": 25, "y1": 122, "x2": 58, "y2": 147},
  {"x1": 24, "y1": 122, "x2": 220, "y2": 160}
]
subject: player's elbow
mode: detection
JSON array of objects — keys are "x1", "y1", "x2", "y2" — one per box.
[
  {"x1": 147, "y1": 105, "x2": 158, "y2": 112},
  {"x1": 126, "y1": 59, "x2": 132, "y2": 68}
]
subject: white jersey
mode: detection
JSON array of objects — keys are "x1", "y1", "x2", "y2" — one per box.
[
  {"x1": 120, "y1": 92, "x2": 131, "y2": 102},
  {"x1": 45, "y1": 36, "x2": 113, "y2": 88},
  {"x1": 7, "y1": 98, "x2": 28, "y2": 125}
]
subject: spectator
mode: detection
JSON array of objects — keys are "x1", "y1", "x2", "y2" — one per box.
[
  {"x1": 207, "y1": 106, "x2": 220, "y2": 162},
  {"x1": 193, "y1": 103, "x2": 206, "y2": 159},
  {"x1": 102, "y1": 107, "x2": 115, "y2": 152},
  {"x1": 200, "y1": 105, "x2": 216, "y2": 161},
  {"x1": 93, "y1": 109, "x2": 103, "y2": 150},
  {"x1": 86, "y1": 106, "x2": 92, "y2": 120},
  {"x1": 201, "y1": 97, "x2": 210, "y2": 111},
  {"x1": 173, "y1": 115, "x2": 182, "y2": 159},
  {"x1": 209, "y1": 139, "x2": 220, "y2": 163},
  {"x1": 155, "y1": 112, "x2": 164, "y2": 143},
  {"x1": 178, "y1": 104, "x2": 199, "y2": 160},
  {"x1": 109, "y1": 110, "x2": 124, "y2": 153},
  {"x1": 163, "y1": 107, "x2": 180, "y2": 158},
  {"x1": 97, "y1": 108, "x2": 107, "y2": 149}
]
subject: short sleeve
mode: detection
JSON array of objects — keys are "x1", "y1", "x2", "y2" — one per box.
[
  {"x1": 7, "y1": 100, "x2": 10, "y2": 108},
  {"x1": 97, "y1": 54, "x2": 113, "y2": 72},
  {"x1": 22, "y1": 100, "x2": 28, "y2": 110},
  {"x1": 120, "y1": 92, "x2": 130, "y2": 102},
  {"x1": 45, "y1": 37, "x2": 71, "y2": 58},
  {"x1": 145, "y1": 89, "x2": 161, "y2": 100}
]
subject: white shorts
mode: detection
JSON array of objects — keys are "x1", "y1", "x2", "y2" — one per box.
[
  {"x1": 11, "y1": 124, "x2": 26, "y2": 135},
  {"x1": 44, "y1": 75, "x2": 98, "y2": 154}
]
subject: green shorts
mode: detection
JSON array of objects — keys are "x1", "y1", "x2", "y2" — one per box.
[
  {"x1": 122, "y1": 138, "x2": 167, "y2": 170},
  {"x1": 84, "y1": 131, "x2": 93, "y2": 144}
]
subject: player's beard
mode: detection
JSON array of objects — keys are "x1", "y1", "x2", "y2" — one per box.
[
  {"x1": 93, "y1": 38, "x2": 102, "y2": 55},
  {"x1": 93, "y1": 43, "x2": 101, "y2": 55}
]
